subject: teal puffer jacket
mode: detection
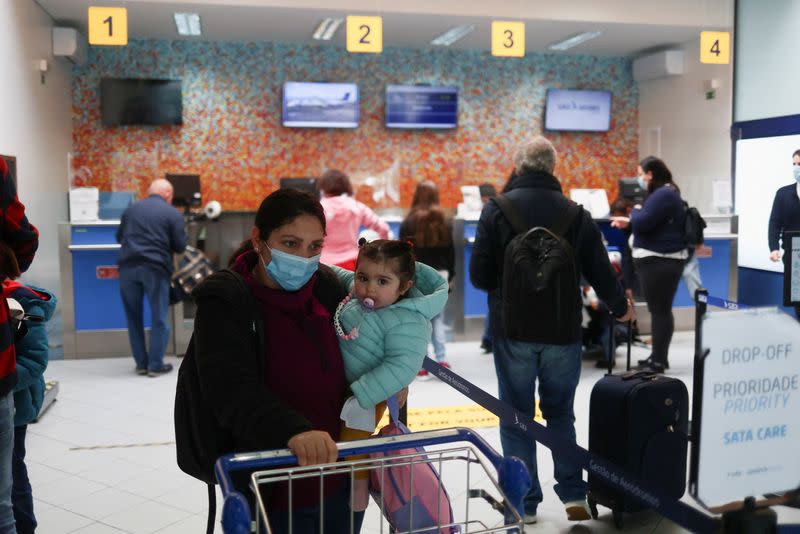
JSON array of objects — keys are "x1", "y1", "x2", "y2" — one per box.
[
  {"x1": 331, "y1": 262, "x2": 448, "y2": 409},
  {"x1": 3, "y1": 283, "x2": 57, "y2": 427}
]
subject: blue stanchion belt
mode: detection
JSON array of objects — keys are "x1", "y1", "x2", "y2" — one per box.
[
  {"x1": 421, "y1": 357, "x2": 721, "y2": 533},
  {"x1": 696, "y1": 294, "x2": 751, "y2": 311}
]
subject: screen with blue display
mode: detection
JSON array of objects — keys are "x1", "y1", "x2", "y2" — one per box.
[
  {"x1": 385, "y1": 85, "x2": 458, "y2": 129},
  {"x1": 545, "y1": 89, "x2": 612, "y2": 132},
  {"x1": 282, "y1": 82, "x2": 359, "y2": 128}
]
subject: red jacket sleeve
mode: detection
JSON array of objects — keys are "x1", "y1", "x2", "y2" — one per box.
[{"x1": 0, "y1": 159, "x2": 38, "y2": 272}]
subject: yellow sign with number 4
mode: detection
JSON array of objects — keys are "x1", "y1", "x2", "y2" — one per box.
[
  {"x1": 88, "y1": 7, "x2": 128, "y2": 46},
  {"x1": 346, "y1": 16, "x2": 382, "y2": 54},
  {"x1": 492, "y1": 21, "x2": 525, "y2": 58},
  {"x1": 700, "y1": 31, "x2": 730, "y2": 64}
]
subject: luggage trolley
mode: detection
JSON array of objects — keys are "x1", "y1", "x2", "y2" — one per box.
[{"x1": 215, "y1": 428, "x2": 530, "y2": 534}]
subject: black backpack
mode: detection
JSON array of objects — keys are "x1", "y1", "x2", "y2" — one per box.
[
  {"x1": 683, "y1": 202, "x2": 706, "y2": 247},
  {"x1": 174, "y1": 270, "x2": 262, "y2": 485},
  {"x1": 492, "y1": 195, "x2": 582, "y2": 344}
]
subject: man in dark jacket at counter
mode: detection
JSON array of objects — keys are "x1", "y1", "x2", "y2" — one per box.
[
  {"x1": 117, "y1": 179, "x2": 187, "y2": 376},
  {"x1": 768, "y1": 149, "x2": 800, "y2": 319},
  {"x1": 0, "y1": 157, "x2": 38, "y2": 533},
  {"x1": 470, "y1": 136, "x2": 633, "y2": 524}
]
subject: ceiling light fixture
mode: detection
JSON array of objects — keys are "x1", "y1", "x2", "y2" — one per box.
[
  {"x1": 431, "y1": 25, "x2": 475, "y2": 47},
  {"x1": 313, "y1": 18, "x2": 343, "y2": 40},
  {"x1": 174, "y1": 12, "x2": 202, "y2": 36},
  {"x1": 547, "y1": 31, "x2": 602, "y2": 51}
]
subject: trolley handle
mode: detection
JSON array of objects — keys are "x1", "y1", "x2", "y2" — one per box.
[{"x1": 215, "y1": 427, "x2": 503, "y2": 492}]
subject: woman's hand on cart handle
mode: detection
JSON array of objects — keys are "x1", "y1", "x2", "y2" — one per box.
[
  {"x1": 396, "y1": 387, "x2": 409, "y2": 409},
  {"x1": 287, "y1": 430, "x2": 338, "y2": 466}
]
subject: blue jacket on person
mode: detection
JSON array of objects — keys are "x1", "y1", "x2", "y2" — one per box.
[
  {"x1": 116, "y1": 194, "x2": 187, "y2": 277},
  {"x1": 2, "y1": 282, "x2": 57, "y2": 427},
  {"x1": 768, "y1": 184, "x2": 800, "y2": 257},
  {"x1": 630, "y1": 184, "x2": 686, "y2": 254}
]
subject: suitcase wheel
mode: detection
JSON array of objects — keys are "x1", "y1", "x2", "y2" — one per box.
[
  {"x1": 588, "y1": 498, "x2": 599, "y2": 520},
  {"x1": 612, "y1": 510, "x2": 624, "y2": 530}
]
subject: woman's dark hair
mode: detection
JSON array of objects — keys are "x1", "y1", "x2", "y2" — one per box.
[
  {"x1": 226, "y1": 190, "x2": 327, "y2": 266},
  {"x1": 356, "y1": 239, "x2": 416, "y2": 289},
  {"x1": 792, "y1": 149, "x2": 800, "y2": 159},
  {"x1": 410, "y1": 181, "x2": 439, "y2": 210},
  {"x1": 640, "y1": 156, "x2": 680, "y2": 194},
  {"x1": 255, "y1": 189, "x2": 327, "y2": 242},
  {"x1": 0, "y1": 242, "x2": 21, "y2": 280},
  {"x1": 407, "y1": 181, "x2": 451, "y2": 248},
  {"x1": 319, "y1": 169, "x2": 353, "y2": 196}
]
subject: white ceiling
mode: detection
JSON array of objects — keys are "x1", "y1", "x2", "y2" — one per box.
[{"x1": 35, "y1": 0, "x2": 731, "y2": 57}]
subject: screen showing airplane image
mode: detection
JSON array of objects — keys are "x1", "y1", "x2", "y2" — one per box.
[{"x1": 282, "y1": 82, "x2": 359, "y2": 128}]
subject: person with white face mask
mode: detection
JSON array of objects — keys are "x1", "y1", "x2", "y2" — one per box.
[{"x1": 768, "y1": 149, "x2": 800, "y2": 319}]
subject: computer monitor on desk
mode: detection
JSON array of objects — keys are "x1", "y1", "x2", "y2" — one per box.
[
  {"x1": 166, "y1": 174, "x2": 201, "y2": 208},
  {"x1": 280, "y1": 177, "x2": 318, "y2": 197},
  {"x1": 618, "y1": 177, "x2": 645, "y2": 204}
]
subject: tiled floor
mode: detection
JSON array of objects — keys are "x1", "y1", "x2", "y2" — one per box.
[{"x1": 23, "y1": 332, "x2": 800, "y2": 533}]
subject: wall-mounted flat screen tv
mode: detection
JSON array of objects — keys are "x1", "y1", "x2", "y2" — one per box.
[
  {"x1": 282, "y1": 82, "x2": 359, "y2": 128},
  {"x1": 544, "y1": 89, "x2": 612, "y2": 132},
  {"x1": 101, "y1": 78, "x2": 183, "y2": 126},
  {"x1": 385, "y1": 85, "x2": 458, "y2": 129}
]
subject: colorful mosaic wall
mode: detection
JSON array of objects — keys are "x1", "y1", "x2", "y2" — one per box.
[{"x1": 71, "y1": 40, "x2": 638, "y2": 210}]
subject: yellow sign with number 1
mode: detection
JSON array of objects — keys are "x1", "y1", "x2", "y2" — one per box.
[
  {"x1": 700, "y1": 31, "x2": 730, "y2": 64},
  {"x1": 492, "y1": 21, "x2": 525, "y2": 57},
  {"x1": 346, "y1": 16, "x2": 382, "y2": 54},
  {"x1": 88, "y1": 7, "x2": 128, "y2": 46}
]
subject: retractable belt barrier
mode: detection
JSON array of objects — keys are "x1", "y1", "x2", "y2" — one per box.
[
  {"x1": 696, "y1": 293, "x2": 751, "y2": 311},
  {"x1": 421, "y1": 356, "x2": 720, "y2": 533}
]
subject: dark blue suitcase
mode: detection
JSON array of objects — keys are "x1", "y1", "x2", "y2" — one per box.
[{"x1": 587, "y1": 322, "x2": 689, "y2": 529}]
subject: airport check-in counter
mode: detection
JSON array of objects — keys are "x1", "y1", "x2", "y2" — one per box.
[
  {"x1": 449, "y1": 214, "x2": 739, "y2": 338},
  {"x1": 59, "y1": 221, "x2": 179, "y2": 359}
]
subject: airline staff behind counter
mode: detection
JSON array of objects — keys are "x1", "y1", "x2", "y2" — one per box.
[{"x1": 768, "y1": 149, "x2": 800, "y2": 319}]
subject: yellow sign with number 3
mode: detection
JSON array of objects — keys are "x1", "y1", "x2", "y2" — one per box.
[
  {"x1": 700, "y1": 31, "x2": 730, "y2": 64},
  {"x1": 346, "y1": 16, "x2": 382, "y2": 54},
  {"x1": 88, "y1": 7, "x2": 128, "y2": 46},
  {"x1": 492, "y1": 21, "x2": 525, "y2": 57}
]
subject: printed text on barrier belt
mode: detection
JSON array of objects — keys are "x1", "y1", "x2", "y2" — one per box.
[
  {"x1": 696, "y1": 294, "x2": 751, "y2": 311},
  {"x1": 421, "y1": 356, "x2": 719, "y2": 534}
]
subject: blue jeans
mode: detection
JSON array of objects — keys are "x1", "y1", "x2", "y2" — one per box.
[
  {"x1": 119, "y1": 264, "x2": 170, "y2": 371},
  {"x1": 431, "y1": 313, "x2": 447, "y2": 362},
  {"x1": 265, "y1": 483, "x2": 364, "y2": 534},
  {"x1": 0, "y1": 394, "x2": 16, "y2": 533},
  {"x1": 493, "y1": 337, "x2": 586, "y2": 515},
  {"x1": 11, "y1": 426, "x2": 33, "y2": 534}
]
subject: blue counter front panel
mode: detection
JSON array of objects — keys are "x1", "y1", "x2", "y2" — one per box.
[
  {"x1": 71, "y1": 225, "x2": 119, "y2": 246},
  {"x1": 72, "y1": 249, "x2": 152, "y2": 331},
  {"x1": 672, "y1": 239, "x2": 732, "y2": 307}
]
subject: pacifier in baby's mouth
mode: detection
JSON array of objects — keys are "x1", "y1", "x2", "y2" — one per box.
[{"x1": 362, "y1": 297, "x2": 375, "y2": 310}]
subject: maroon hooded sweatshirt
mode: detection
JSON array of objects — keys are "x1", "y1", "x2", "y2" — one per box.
[{"x1": 232, "y1": 251, "x2": 347, "y2": 506}]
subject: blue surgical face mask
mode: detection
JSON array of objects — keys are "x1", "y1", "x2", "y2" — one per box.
[
  {"x1": 261, "y1": 242, "x2": 320, "y2": 291},
  {"x1": 793, "y1": 166, "x2": 800, "y2": 183},
  {"x1": 637, "y1": 175, "x2": 647, "y2": 190}
]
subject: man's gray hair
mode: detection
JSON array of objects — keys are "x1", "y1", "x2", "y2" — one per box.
[{"x1": 514, "y1": 136, "x2": 557, "y2": 174}]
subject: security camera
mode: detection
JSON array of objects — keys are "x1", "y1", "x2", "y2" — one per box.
[{"x1": 203, "y1": 200, "x2": 222, "y2": 220}]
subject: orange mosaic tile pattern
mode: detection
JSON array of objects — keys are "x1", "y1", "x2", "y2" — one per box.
[{"x1": 72, "y1": 40, "x2": 639, "y2": 210}]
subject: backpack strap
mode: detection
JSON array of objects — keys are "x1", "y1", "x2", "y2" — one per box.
[
  {"x1": 492, "y1": 195, "x2": 529, "y2": 235},
  {"x1": 205, "y1": 483, "x2": 215, "y2": 534},
  {"x1": 551, "y1": 201, "x2": 582, "y2": 238}
]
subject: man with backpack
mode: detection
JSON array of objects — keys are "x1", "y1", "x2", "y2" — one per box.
[{"x1": 470, "y1": 136, "x2": 633, "y2": 524}]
